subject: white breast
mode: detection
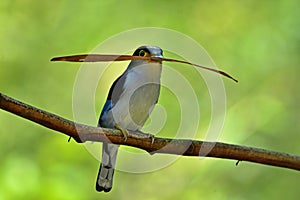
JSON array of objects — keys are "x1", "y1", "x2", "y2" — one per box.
[{"x1": 109, "y1": 63, "x2": 162, "y2": 131}]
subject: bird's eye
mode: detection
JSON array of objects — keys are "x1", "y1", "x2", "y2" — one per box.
[{"x1": 139, "y1": 50, "x2": 146, "y2": 57}]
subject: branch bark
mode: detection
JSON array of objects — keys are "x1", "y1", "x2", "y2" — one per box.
[{"x1": 1, "y1": 92, "x2": 300, "y2": 171}]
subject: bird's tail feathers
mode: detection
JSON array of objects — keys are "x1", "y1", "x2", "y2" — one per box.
[
  {"x1": 96, "y1": 163, "x2": 115, "y2": 192},
  {"x1": 96, "y1": 143, "x2": 119, "y2": 192}
]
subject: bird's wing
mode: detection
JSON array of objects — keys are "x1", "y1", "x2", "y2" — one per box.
[{"x1": 99, "y1": 73, "x2": 127, "y2": 121}]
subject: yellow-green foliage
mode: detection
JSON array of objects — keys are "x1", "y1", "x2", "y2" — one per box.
[{"x1": 0, "y1": 1, "x2": 299, "y2": 199}]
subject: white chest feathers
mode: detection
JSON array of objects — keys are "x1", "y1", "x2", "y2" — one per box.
[{"x1": 105, "y1": 63, "x2": 162, "y2": 131}]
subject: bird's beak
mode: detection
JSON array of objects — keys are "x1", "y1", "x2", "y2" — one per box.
[
  {"x1": 150, "y1": 54, "x2": 163, "y2": 63},
  {"x1": 151, "y1": 54, "x2": 163, "y2": 59}
]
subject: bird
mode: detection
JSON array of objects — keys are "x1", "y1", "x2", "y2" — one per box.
[
  {"x1": 50, "y1": 45, "x2": 237, "y2": 192},
  {"x1": 50, "y1": 45, "x2": 237, "y2": 193},
  {"x1": 96, "y1": 45, "x2": 163, "y2": 192}
]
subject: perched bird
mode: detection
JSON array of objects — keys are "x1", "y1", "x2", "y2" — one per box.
[
  {"x1": 96, "y1": 46, "x2": 163, "y2": 192},
  {"x1": 50, "y1": 45, "x2": 237, "y2": 193}
]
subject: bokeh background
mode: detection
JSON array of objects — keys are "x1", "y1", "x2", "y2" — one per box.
[{"x1": 0, "y1": 0, "x2": 299, "y2": 199}]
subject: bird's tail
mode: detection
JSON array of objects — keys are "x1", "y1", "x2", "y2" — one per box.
[{"x1": 96, "y1": 143, "x2": 119, "y2": 192}]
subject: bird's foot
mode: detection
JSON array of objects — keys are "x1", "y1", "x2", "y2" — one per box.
[
  {"x1": 135, "y1": 130, "x2": 155, "y2": 144},
  {"x1": 114, "y1": 124, "x2": 128, "y2": 142},
  {"x1": 148, "y1": 133, "x2": 155, "y2": 144}
]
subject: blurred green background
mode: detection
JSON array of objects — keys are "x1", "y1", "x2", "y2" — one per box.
[{"x1": 1, "y1": 0, "x2": 299, "y2": 199}]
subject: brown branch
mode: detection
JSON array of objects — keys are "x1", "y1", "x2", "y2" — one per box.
[{"x1": 1, "y1": 92, "x2": 300, "y2": 171}]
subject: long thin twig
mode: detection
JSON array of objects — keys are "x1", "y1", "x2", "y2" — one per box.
[{"x1": 0, "y1": 93, "x2": 300, "y2": 171}]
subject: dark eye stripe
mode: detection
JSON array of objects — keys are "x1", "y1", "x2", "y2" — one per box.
[{"x1": 132, "y1": 46, "x2": 162, "y2": 56}]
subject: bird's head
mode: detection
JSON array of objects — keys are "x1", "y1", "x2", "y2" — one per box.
[
  {"x1": 127, "y1": 46, "x2": 163, "y2": 71},
  {"x1": 132, "y1": 46, "x2": 163, "y2": 63}
]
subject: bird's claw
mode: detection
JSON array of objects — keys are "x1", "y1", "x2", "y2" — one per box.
[
  {"x1": 148, "y1": 133, "x2": 155, "y2": 144},
  {"x1": 114, "y1": 124, "x2": 128, "y2": 142}
]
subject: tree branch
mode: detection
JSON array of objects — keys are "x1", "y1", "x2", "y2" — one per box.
[{"x1": 1, "y1": 93, "x2": 300, "y2": 171}]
